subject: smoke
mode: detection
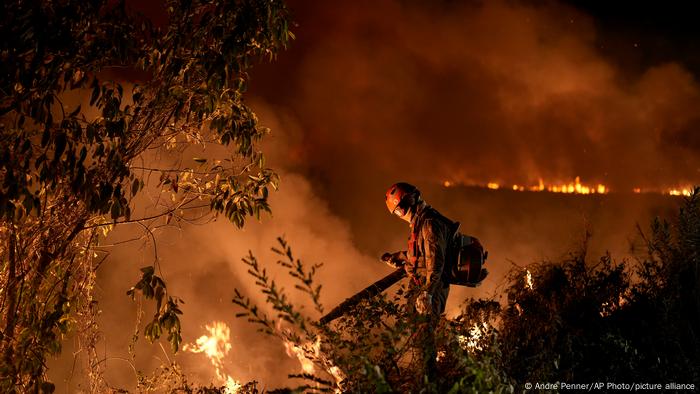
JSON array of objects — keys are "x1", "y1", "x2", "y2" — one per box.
[
  {"x1": 47, "y1": 100, "x2": 392, "y2": 390},
  {"x1": 247, "y1": 0, "x2": 700, "y2": 262},
  {"x1": 252, "y1": 0, "x2": 700, "y2": 212}
]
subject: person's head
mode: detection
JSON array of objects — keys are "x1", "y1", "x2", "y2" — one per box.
[{"x1": 385, "y1": 182, "x2": 422, "y2": 223}]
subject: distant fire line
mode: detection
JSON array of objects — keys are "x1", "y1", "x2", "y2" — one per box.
[{"x1": 442, "y1": 177, "x2": 694, "y2": 197}]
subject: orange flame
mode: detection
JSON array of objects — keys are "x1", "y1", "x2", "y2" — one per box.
[
  {"x1": 458, "y1": 322, "x2": 489, "y2": 351},
  {"x1": 283, "y1": 337, "x2": 319, "y2": 375},
  {"x1": 443, "y1": 177, "x2": 696, "y2": 196},
  {"x1": 600, "y1": 291, "x2": 630, "y2": 317},
  {"x1": 541, "y1": 177, "x2": 605, "y2": 194},
  {"x1": 184, "y1": 321, "x2": 241, "y2": 393},
  {"x1": 283, "y1": 336, "x2": 345, "y2": 391},
  {"x1": 669, "y1": 188, "x2": 693, "y2": 196}
]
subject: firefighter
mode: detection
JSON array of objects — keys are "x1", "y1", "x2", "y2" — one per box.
[{"x1": 383, "y1": 182, "x2": 455, "y2": 380}]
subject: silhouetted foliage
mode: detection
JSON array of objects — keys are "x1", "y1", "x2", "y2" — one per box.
[
  {"x1": 475, "y1": 187, "x2": 700, "y2": 386},
  {"x1": 0, "y1": 0, "x2": 291, "y2": 391},
  {"x1": 233, "y1": 238, "x2": 513, "y2": 393}
]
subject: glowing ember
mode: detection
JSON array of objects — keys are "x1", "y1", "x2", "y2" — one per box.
[
  {"x1": 669, "y1": 188, "x2": 693, "y2": 196},
  {"x1": 328, "y1": 365, "x2": 345, "y2": 386},
  {"x1": 436, "y1": 350, "x2": 446, "y2": 362},
  {"x1": 283, "y1": 337, "x2": 318, "y2": 374},
  {"x1": 458, "y1": 322, "x2": 489, "y2": 351},
  {"x1": 600, "y1": 293, "x2": 630, "y2": 317},
  {"x1": 184, "y1": 321, "x2": 241, "y2": 393},
  {"x1": 487, "y1": 182, "x2": 500, "y2": 190},
  {"x1": 283, "y1": 336, "x2": 345, "y2": 391},
  {"x1": 525, "y1": 269, "x2": 534, "y2": 290}
]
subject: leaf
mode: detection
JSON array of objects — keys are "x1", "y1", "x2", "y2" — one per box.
[
  {"x1": 68, "y1": 104, "x2": 81, "y2": 118},
  {"x1": 40, "y1": 381, "x2": 55, "y2": 394},
  {"x1": 41, "y1": 128, "x2": 50, "y2": 147},
  {"x1": 131, "y1": 178, "x2": 140, "y2": 196},
  {"x1": 170, "y1": 332, "x2": 181, "y2": 353},
  {"x1": 110, "y1": 200, "x2": 121, "y2": 220},
  {"x1": 140, "y1": 266, "x2": 155, "y2": 275},
  {"x1": 90, "y1": 80, "x2": 100, "y2": 106},
  {"x1": 53, "y1": 133, "x2": 66, "y2": 161}
]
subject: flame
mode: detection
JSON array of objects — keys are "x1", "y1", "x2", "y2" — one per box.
[
  {"x1": 458, "y1": 322, "x2": 489, "y2": 351},
  {"x1": 600, "y1": 292, "x2": 630, "y2": 317},
  {"x1": 525, "y1": 269, "x2": 534, "y2": 290},
  {"x1": 630, "y1": 186, "x2": 692, "y2": 196},
  {"x1": 436, "y1": 350, "x2": 446, "y2": 362},
  {"x1": 442, "y1": 177, "x2": 696, "y2": 196},
  {"x1": 183, "y1": 321, "x2": 241, "y2": 393},
  {"x1": 669, "y1": 188, "x2": 693, "y2": 196},
  {"x1": 540, "y1": 177, "x2": 605, "y2": 194},
  {"x1": 283, "y1": 337, "x2": 319, "y2": 374},
  {"x1": 283, "y1": 336, "x2": 345, "y2": 391},
  {"x1": 450, "y1": 177, "x2": 607, "y2": 194},
  {"x1": 328, "y1": 365, "x2": 345, "y2": 386}
]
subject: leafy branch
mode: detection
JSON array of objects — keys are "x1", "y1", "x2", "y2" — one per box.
[
  {"x1": 127, "y1": 266, "x2": 184, "y2": 353},
  {"x1": 232, "y1": 237, "x2": 341, "y2": 389}
]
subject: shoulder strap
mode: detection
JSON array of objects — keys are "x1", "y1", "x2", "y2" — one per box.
[
  {"x1": 413, "y1": 207, "x2": 461, "y2": 258},
  {"x1": 425, "y1": 207, "x2": 460, "y2": 238},
  {"x1": 411, "y1": 206, "x2": 430, "y2": 236}
]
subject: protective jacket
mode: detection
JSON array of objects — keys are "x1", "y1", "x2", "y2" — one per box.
[{"x1": 404, "y1": 203, "x2": 455, "y2": 315}]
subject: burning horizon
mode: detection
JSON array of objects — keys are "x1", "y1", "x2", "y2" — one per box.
[
  {"x1": 442, "y1": 176, "x2": 695, "y2": 196},
  {"x1": 250, "y1": 0, "x2": 700, "y2": 215}
]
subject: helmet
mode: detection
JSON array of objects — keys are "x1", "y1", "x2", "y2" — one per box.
[{"x1": 385, "y1": 182, "x2": 420, "y2": 217}]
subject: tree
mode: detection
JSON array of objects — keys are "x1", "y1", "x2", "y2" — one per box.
[{"x1": 0, "y1": 0, "x2": 291, "y2": 391}]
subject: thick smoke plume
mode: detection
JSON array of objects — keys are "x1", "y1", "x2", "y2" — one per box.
[
  {"x1": 253, "y1": 0, "x2": 700, "y2": 212},
  {"x1": 250, "y1": 0, "x2": 700, "y2": 261}
]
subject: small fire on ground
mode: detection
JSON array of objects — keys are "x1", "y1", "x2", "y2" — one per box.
[
  {"x1": 183, "y1": 321, "x2": 242, "y2": 393},
  {"x1": 442, "y1": 177, "x2": 694, "y2": 196},
  {"x1": 283, "y1": 336, "x2": 345, "y2": 392},
  {"x1": 283, "y1": 337, "x2": 319, "y2": 375},
  {"x1": 458, "y1": 322, "x2": 490, "y2": 352},
  {"x1": 600, "y1": 292, "x2": 630, "y2": 317},
  {"x1": 525, "y1": 269, "x2": 534, "y2": 290}
]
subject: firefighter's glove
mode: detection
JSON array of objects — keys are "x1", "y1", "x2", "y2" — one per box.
[
  {"x1": 415, "y1": 291, "x2": 432, "y2": 315},
  {"x1": 381, "y1": 252, "x2": 405, "y2": 269}
]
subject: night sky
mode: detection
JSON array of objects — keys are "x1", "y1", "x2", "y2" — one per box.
[{"x1": 565, "y1": 1, "x2": 700, "y2": 77}]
